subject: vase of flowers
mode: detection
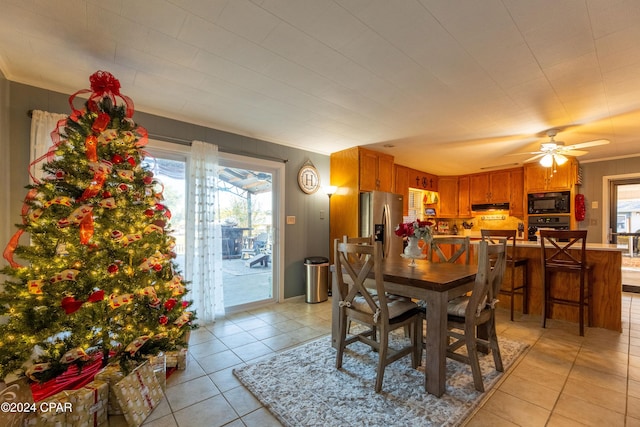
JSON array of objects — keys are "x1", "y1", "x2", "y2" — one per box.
[{"x1": 395, "y1": 220, "x2": 433, "y2": 266}]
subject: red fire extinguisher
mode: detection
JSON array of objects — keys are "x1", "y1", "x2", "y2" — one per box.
[{"x1": 575, "y1": 193, "x2": 586, "y2": 222}]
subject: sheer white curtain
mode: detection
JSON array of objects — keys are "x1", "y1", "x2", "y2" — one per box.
[
  {"x1": 185, "y1": 141, "x2": 224, "y2": 324},
  {"x1": 30, "y1": 110, "x2": 67, "y2": 182}
]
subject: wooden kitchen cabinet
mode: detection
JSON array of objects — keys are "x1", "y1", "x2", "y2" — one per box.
[
  {"x1": 509, "y1": 167, "x2": 525, "y2": 217},
  {"x1": 458, "y1": 175, "x2": 471, "y2": 217},
  {"x1": 359, "y1": 147, "x2": 394, "y2": 192},
  {"x1": 393, "y1": 164, "x2": 411, "y2": 215},
  {"x1": 437, "y1": 176, "x2": 459, "y2": 218},
  {"x1": 394, "y1": 164, "x2": 438, "y2": 216},
  {"x1": 470, "y1": 170, "x2": 510, "y2": 204},
  {"x1": 329, "y1": 147, "x2": 394, "y2": 260},
  {"x1": 524, "y1": 158, "x2": 578, "y2": 192}
]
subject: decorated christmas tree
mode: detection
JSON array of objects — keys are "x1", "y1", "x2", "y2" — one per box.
[{"x1": 0, "y1": 71, "x2": 195, "y2": 382}]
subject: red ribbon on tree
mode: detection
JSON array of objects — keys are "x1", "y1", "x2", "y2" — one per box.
[
  {"x1": 68, "y1": 71, "x2": 135, "y2": 118},
  {"x1": 61, "y1": 290, "x2": 105, "y2": 314},
  {"x1": 84, "y1": 135, "x2": 98, "y2": 162},
  {"x1": 79, "y1": 214, "x2": 94, "y2": 244}
]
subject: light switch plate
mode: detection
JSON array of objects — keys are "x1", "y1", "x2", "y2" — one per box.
[
  {"x1": 591, "y1": 201, "x2": 598, "y2": 209},
  {"x1": 286, "y1": 216, "x2": 296, "y2": 224}
]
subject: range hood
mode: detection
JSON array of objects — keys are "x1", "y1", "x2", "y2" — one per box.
[{"x1": 471, "y1": 202, "x2": 510, "y2": 212}]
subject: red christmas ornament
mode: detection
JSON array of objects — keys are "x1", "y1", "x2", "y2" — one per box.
[
  {"x1": 92, "y1": 112, "x2": 111, "y2": 133},
  {"x1": 182, "y1": 301, "x2": 188, "y2": 308},
  {"x1": 87, "y1": 290, "x2": 105, "y2": 302},
  {"x1": 111, "y1": 154, "x2": 124, "y2": 164},
  {"x1": 126, "y1": 156, "x2": 136, "y2": 167},
  {"x1": 143, "y1": 175, "x2": 154, "y2": 185},
  {"x1": 164, "y1": 298, "x2": 177, "y2": 311},
  {"x1": 102, "y1": 190, "x2": 112, "y2": 198},
  {"x1": 153, "y1": 219, "x2": 166, "y2": 228},
  {"x1": 107, "y1": 264, "x2": 119, "y2": 274},
  {"x1": 159, "y1": 315, "x2": 168, "y2": 325},
  {"x1": 144, "y1": 209, "x2": 154, "y2": 217},
  {"x1": 61, "y1": 297, "x2": 83, "y2": 315},
  {"x1": 118, "y1": 183, "x2": 129, "y2": 192},
  {"x1": 152, "y1": 264, "x2": 162, "y2": 272}
]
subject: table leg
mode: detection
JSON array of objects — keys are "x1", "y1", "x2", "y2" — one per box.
[{"x1": 425, "y1": 290, "x2": 448, "y2": 397}]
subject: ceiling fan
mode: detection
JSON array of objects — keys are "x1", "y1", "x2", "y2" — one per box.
[{"x1": 519, "y1": 129, "x2": 610, "y2": 167}]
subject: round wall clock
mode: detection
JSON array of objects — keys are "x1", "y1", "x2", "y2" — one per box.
[{"x1": 298, "y1": 162, "x2": 320, "y2": 194}]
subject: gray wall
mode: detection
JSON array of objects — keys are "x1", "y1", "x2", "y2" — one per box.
[
  {"x1": 3, "y1": 82, "x2": 330, "y2": 299},
  {"x1": 580, "y1": 157, "x2": 640, "y2": 243}
]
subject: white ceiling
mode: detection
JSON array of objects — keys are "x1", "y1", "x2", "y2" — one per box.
[{"x1": 2, "y1": 0, "x2": 640, "y2": 175}]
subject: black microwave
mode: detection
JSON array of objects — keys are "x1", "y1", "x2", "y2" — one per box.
[{"x1": 527, "y1": 191, "x2": 571, "y2": 214}]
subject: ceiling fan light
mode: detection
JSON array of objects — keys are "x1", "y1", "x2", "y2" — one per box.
[
  {"x1": 554, "y1": 154, "x2": 568, "y2": 165},
  {"x1": 540, "y1": 154, "x2": 554, "y2": 167}
]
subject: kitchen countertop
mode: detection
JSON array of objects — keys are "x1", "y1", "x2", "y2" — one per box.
[{"x1": 432, "y1": 233, "x2": 622, "y2": 252}]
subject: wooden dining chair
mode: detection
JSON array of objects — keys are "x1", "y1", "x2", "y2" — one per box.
[
  {"x1": 428, "y1": 236, "x2": 471, "y2": 265},
  {"x1": 540, "y1": 229, "x2": 593, "y2": 336},
  {"x1": 445, "y1": 239, "x2": 507, "y2": 392},
  {"x1": 481, "y1": 229, "x2": 529, "y2": 321},
  {"x1": 334, "y1": 239, "x2": 422, "y2": 393}
]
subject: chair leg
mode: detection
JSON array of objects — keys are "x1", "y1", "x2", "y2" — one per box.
[
  {"x1": 522, "y1": 263, "x2": 529, "y2": 314},
  {"x1": 336, "y1": 311, "x2": 348, "y2": 369},
  {"x1": 465, "y1": 323, "x2": 484, "y2": 392},
  {"x1": 375, "y1": 328, "x2": 388, "y2": 393},
  {"x1": 541, "y1": 272, "x2": 549, "y2": 329},
  {"x1": 579, "y1": 280, "x2": 585, "y2": 337},
  {"x1": 509, "y1": 266, "x2": 515, "y2": 322},
  {"x1": 488, "y1": 316, "x2": 503, "y2": 372}
]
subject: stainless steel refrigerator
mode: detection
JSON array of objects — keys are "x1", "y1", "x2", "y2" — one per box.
[{"x1": 360, "y1": 191, "x2": 404, "y2": 260}]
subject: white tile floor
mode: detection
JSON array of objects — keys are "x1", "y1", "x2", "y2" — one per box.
[{"x1": 111, "y1": 293, "x2": 640, "y2": 427}]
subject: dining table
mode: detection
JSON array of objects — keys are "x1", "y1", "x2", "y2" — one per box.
[{"x1": 331, "y1": 257, "x2": 477, "y2": 397}]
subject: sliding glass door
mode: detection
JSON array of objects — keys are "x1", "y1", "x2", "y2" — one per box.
[
  {"x1": 609, "y1": 179, "x2": 640, "y2": 288},
  {"x1": 145, "y1": 141, "x2": 283, "y2": 312}
]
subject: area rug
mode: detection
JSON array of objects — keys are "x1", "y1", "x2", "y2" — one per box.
[{"x1": 233, "y1": 334, "x2": 528, "y2": 427}]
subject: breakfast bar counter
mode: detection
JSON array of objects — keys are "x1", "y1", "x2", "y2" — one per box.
[{"x1": 499, "y1": 240, "x2": 623, "y2": 332}]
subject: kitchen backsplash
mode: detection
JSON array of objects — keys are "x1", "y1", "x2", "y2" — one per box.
[{"x1": 435, "y1": 214, "x2": 524, "y2": 234}]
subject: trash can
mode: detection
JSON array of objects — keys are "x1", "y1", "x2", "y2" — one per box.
[{"x1": 305, "y1": 256, "x2": 329, "y2": 303}]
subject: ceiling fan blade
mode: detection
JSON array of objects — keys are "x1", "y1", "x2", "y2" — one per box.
[
  {"x1": 523, "y1": 153, "x2": 544, "y2": 163},
  {"x1": 506, "y1": 151, "x2": 542, "y2": 156},
  {"x1": 558, "y1": 149, "x2": 588, "y2": 157},
  {"x1": 563, "y1": 139, "x2": 610, "y2": 150}
]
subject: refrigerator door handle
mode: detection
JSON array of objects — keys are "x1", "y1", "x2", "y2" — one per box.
[{"x1": 382, "y1": 203, "x2": 390, "y2": 258}]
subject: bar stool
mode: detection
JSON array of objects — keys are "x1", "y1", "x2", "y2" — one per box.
[
  {"x1": 481, "y1": 229, "x2": 529, "y2": 321},
  {"x1": 540, "y1": 229, "x2": 592, "y2": 336}
]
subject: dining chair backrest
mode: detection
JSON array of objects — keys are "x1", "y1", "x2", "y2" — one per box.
[
  {"x1": 469, "y1": 239, "x2": 507, "y2": 318},
  {"x1": 334, "y1": 240, "x2": 390, "y2": 320},
  {"x1": 341, "y1": 235, "x2": 374, "y2": 263},
  {"x1": 480, "y1": 228, "x2": 530, "y2": 321},
  {"x1": 428, "y1": 236, "x2": 471, "y2": 264}
]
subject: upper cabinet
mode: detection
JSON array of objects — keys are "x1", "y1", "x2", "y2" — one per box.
[
  {"x1": 524, "y1": 158, "x2": 578, "y2": 192},
  {"x1": 458, "y1": 175, "x2": 471, "y2": 217},
  {"x1": 437, "y1": 176, "x2": 459, "y2": 218},
  {"x1": 394, "y1": 164, "x2": 438, "y2": 216},
  {"x1": 394, "y1": 165, "x2": 411, "y2": 216},
  {"x1": 509, "y1": 168, "x2": 525, "y2": 217},
  {"x1": 359, "y1": 147, "x2": 394, "y2": 192},
  {"x1": 469, "y1": 170, "x2": 511, "y2": 204}
]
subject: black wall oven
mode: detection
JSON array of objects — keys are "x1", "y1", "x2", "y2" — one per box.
[
  {"x1": 527, "y1": 215, "x2": 571, "y2": 241},
  {"x1": 527, "y1": 191, "x2": 571, "y2": 214}
]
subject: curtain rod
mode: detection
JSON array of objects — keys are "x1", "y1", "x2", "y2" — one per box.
[
  {"x1": 147, "y1": 133, "x2": 289, "y2": 164},
  {"x1": 26, "y1": 111, "x2": 288, "y2": 163}
]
